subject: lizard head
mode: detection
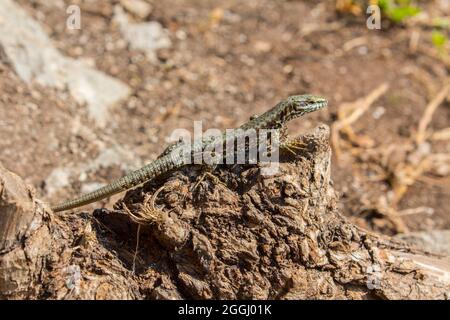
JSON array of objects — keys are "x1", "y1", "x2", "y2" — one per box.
[{"x1": 285, "y1": 95, "x2": 328, "y2": 119}]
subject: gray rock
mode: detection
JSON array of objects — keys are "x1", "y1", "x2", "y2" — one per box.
[
  {"x1": 114, "y1": 5, "x2": 171, "y2": 62},
  {"x1": 80, "y1": 182, "x2": 106, "y2": 195},
  {"x1": 0, "y1": 0, "x2": 130, "y2": 127},
  {"x1": 45, "y1": 168, "x2": 71, "y2": 196},
  {"x1": 44, "y1": 144, "x2": 141, "y2": 196}
]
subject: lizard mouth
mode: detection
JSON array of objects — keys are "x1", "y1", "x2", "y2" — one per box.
[
  {"x1": 314, "y1": 99, "x2": 328, "y2": 110},
  {"x1": 293, "y1": 95, "x2": 328, "y2": 113}
]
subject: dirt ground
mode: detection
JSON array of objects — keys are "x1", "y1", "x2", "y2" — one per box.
[{"x1": 0, "y1": 0, "x2": 449, "y2": 237}]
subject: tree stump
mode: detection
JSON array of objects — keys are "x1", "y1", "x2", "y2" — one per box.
[{"x1": 1, "y1": 125, "x2": 449, "y2": 299}]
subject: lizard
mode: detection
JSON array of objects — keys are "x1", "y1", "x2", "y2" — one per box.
[{"x1": 51, "y1": 94, "x2": 328, "y2": 212}]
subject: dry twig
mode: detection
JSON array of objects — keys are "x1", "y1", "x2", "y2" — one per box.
[
  {"x1": 416, "y1": 81, "x2": 450, "y2": 145},
  {"x1": 331, "y1": 83, "x2": 389, "y2": 160}
]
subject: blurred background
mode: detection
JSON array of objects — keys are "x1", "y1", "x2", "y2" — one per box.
[{"x1": 0, "y1": 0, "x2": 449, "y2": 239}]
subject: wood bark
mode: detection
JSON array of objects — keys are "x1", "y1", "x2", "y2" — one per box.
[{"x1": 1, "y1": 125, "x2": 449, "y2": 299}]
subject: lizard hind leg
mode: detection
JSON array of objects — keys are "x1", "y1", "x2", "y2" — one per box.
[
  {"x1": 280, "y1": 137, "x2": 308, "y2": 157},
  {"x1": 189, "y1": 164, "x2": 227, "y2": 193},
  {"x1": 124, "y1": 186, "x2": 166, "y2": 225}
]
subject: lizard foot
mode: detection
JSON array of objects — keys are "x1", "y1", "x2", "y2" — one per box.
[
  {"x1": 190, "y1": 166, "x2": 227, "y2": 193},
  {"x1": 280, "y1": 138, "x2": 307, "y2": 156},
  {"x1": 125, "y1": 186, "x2": 166, "y2": 225},
  {"x1": 157, "y1": 138, "x2": 187, "y2": 159}
]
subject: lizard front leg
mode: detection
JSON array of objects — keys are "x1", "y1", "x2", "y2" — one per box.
[{"x1": 157, "y1": 138, "x2": 187, "y2": 158}]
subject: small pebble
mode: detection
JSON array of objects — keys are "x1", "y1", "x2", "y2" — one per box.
[
  {"x1": 358, "y1": 46, "x2": 369, "y2": 55},
  {"x1": 372, "y1": 106, "x2": 385, "y2": 119}
]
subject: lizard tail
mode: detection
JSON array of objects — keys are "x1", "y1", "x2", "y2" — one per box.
[
  {"x1": 50, "y1": 177, "x2": 129, "y2": 212},
  {"x1": 50, "y1": 157, "x2": 172, "y2": 212}
]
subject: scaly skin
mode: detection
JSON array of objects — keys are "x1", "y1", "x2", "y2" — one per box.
[{"x1": 51, "y1": 95, "x2": 327, "y2": 212}]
